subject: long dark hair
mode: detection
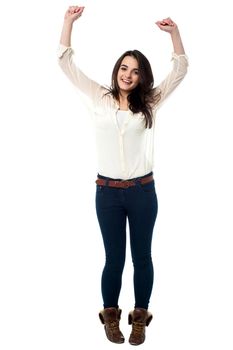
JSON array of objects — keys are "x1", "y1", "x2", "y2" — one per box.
[{"x1": 106, "y1": 50, "x2": 161, "y2": 129}]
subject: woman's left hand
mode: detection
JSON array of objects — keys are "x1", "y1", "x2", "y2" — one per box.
[{"x1": 155, "y1": 17, "x2": 178, "y2": 33}]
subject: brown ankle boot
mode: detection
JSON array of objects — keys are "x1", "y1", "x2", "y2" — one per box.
[
  {"x1": 128, "y1": 308, "x2": 153, "y2": 345},
  {"x1": 99, "y1": 307, "x2": 125, "y2": 344}
]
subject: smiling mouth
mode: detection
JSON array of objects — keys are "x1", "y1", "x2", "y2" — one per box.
[{"x1": 122, "y1": 79, "x2": 132, "y2": 84}]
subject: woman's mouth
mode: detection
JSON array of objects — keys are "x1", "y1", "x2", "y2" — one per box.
[{"x1": 122, "y1": 79, "x2": 132, "y2": 85}]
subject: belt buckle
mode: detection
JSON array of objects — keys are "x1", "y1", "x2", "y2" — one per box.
[{"x1": 121, "y1": 180, "x2": 130, "y2": 188}]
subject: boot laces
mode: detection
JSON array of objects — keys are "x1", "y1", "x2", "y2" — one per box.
[
  {"x1": 109, "y1": 320, "x2": 118, "y2": 329},
  {"x1": 107, "y1": 320, "x2": 121, "y2": 335},
  {"x1": 132, "y1": 321, "x2": 145, "y2": 335}
]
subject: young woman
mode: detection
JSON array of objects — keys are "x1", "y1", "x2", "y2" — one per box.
[{"x1": 58, "y1": 5, "x2": 188, "y2": 346}]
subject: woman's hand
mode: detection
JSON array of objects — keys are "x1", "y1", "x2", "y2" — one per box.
[
  {"x1": 64, "y1": 6, "x2": 85, "y2": 24},
  {"x1": 155, "y1": 17, "x2": 178, "y2": 34}
]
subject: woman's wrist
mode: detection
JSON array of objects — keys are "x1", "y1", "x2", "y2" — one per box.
[
  {"x1": 170, "y1": 27, "x2": 180, "y2": 39},
  {"x1": 63, "y1": 19, "x2": 74, "y2": 27}
]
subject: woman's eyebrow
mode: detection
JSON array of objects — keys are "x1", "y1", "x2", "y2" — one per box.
[{"x1": 120, "y1": 64, "x2": 139, "y2": 71}]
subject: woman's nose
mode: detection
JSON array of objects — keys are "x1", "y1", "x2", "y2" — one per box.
[{"x1": 125, "y1": 71, "x2": 132, "y2": 78}]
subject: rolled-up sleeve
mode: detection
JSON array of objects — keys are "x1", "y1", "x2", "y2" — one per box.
[
  {"x1": 156, "y1": 53, "x2": 189, "y2": 106},
  {"x1": 57, "y1": 44, "x2": 105, "y2": 105}
]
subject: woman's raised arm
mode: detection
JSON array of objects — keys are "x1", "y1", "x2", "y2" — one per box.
[
  {"x1": 156, "y1": 17, "x2": 185, "y2": 55},
  {"x1": 60, "y1": 6, "x2": 85, "y2": 47}
]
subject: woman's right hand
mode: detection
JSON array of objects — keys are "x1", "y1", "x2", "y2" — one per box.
[{"x1": 64, "y1": 6, "x2": 85, "y2": 23}]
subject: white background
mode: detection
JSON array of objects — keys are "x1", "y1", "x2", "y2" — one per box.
[{"x1": 0, "y1": 0, "x2": 233, "y2": 349}]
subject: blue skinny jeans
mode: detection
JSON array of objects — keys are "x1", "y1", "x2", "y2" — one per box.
[{"x1": 95, "y1": 171, "x2": 158, "y2": 310}]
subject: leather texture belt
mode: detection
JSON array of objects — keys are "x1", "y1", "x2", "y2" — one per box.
[{"x1": 96, "y1": 174, "x2": 153, "y2": 189}]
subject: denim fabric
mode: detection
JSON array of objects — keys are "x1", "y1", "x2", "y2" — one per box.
[{"x1": 95, "y1": 172, "x2": 158, "y2": 309}]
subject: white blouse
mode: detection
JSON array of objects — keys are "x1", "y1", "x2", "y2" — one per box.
[
  {"x1": 116, "y1": 110, "x2": 128, "y2": 131},
  {"x1": 57, "y1": 44, "x2": 188, "y2": 180}
]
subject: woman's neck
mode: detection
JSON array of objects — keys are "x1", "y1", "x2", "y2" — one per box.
[{"x1": 118, "y1": 94, "x2": 129, "y2": 111}]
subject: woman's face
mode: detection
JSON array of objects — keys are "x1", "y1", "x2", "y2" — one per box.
[{"x1": 117, "y1": 55, "x2": 140, "y2": 95}]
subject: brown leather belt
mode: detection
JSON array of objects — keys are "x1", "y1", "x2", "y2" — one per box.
[{"x1": 95, "y1": 174, "x2": 153, "y2": 189}]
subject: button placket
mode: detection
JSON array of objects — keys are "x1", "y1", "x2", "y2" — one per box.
[
  {"x1": 119, "y1": 133, "x2": 125, "y2": 172},
  {"x1": 114, "y1": 108, "x2": 131, "y2": 175}
]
